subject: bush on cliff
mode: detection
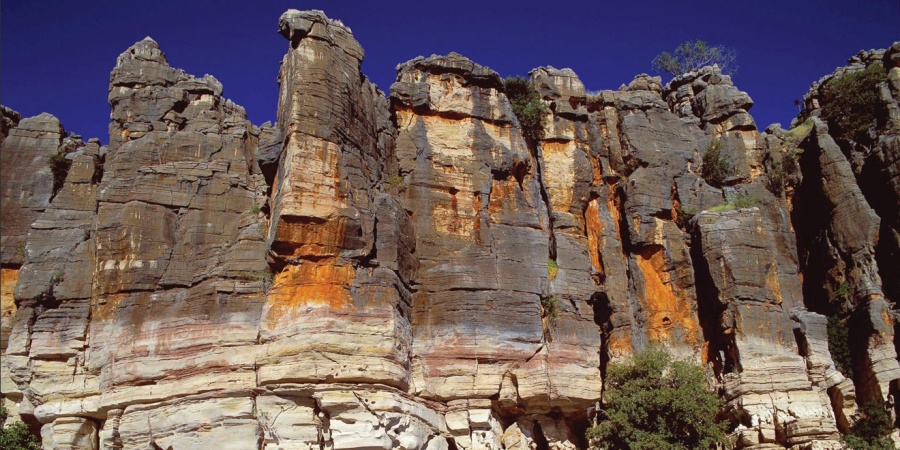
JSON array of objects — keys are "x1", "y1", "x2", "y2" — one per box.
[
  {"x1": 843, "y1": 401, "x2": 895, "y2": 450},
  {"x1": 586, "y1": 347, "x2": 729, "y2": 450},
  {"x1": 504, "y1": 76, "x2": 548, "y2": 144},
  {"x1": 0, "y1": 407, "x2": 41, "y2": 450},
  {"x1": 652, "y1": 39, "x2": 738, "y2": 77},
  {"x1": 819, "y1": 62, "x2": 887, "y2": 146},
  {"x1": 700, "y1": 139, "x2": 734, "y2": 187}
]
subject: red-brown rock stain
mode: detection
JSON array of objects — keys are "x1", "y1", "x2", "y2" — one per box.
[
  {"x1": 264, "y1": 261, "x2": 355, "y2": 324},
  {"x1": 634, "y1": 246, "x2": 701, "y2": 347},
  {"x1": 585, "y1": 199, "x2": 604, "y2": 276}
]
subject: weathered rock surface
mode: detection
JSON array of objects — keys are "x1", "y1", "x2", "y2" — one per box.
[{"x1": 1, "y1": 10, "x2": 897, "y2": 450}]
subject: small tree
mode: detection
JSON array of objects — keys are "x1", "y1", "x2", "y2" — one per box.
[
  {"x1": 652, "y1": 40, "x2": 738, "y2": 77},
  {"x1": 504, "y1": 76, "x2": 548, "y2": 145},
  {"x1": 587, "y1": 347, "x2": 729, "y2": 450},
  {"x1": 700, "y1": 139, "x2": 734, "y2": 187},
  {"x1": 843, "y1": 401, "x2": 895, "y2": 450},
  {"x1": 0, "y1": 407, "x2": 41, "y2": 450}
]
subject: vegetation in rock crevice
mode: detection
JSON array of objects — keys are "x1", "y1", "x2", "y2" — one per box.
[
  {"x1": 48, "y1": 152, "x2": 72, "y2": 198},
  {"x1": 586, "y1": 347, "x2": 729, "y2": 450},
  {"x1": 817, "y1": 62, "x2": 887, "y2": 147},
  {"x1": 827, "y1": 315, "x2": 854, "y2": 379},
  {"x1": 700, "y1": 139, "x2": 734, "y2": 188},
  {"x1": 843, "y1": 401, "x2": 895, "y2": 450},
  {"x1": 504, "y1": 76, "x2": 548, "y2": 145}
]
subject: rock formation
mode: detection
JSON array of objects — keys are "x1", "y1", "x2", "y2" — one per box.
[{"x1": 1, "y1": 8, "x2": 898, "y2": 450}]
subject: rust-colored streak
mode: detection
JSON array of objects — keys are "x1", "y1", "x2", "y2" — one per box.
[
  {"x1": 432, "y1": 188, "x2": 475, "y2": 237},
  {"x1": 264, "y1": 262, "x2": 355, "y2": 323},
  {"x1": 634, "y1": 247, "x2": 700, "y2": 346},
  {"x1": 272, "y1": 216, "x2": 348, "y2": 258},
  {"x1": 540, "y1": 141, "x2": 574, "y2": 213},
  {"x1": 92, "y1": 293, "x2": 128, "y2": 321},
  {"x1": 585, "y1": 199, "x2": 604, "y2": 275},
  {"x1": 1, "y1": 268, "x2": 19, "y2": 344}
]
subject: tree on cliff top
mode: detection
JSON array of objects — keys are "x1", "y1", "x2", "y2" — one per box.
[
  {"x1": 652, "y1": 40, "x2": 738, "y2": 77},
  {"x1": 504, "y1": 76, "x2": 548, "y2": 145},
  {"x1": 586, "y1": 347, "x2": 729, "y2": 450}
]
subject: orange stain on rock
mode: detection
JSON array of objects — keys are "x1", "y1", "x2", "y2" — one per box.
[
  {"x1": 1, "y1": 268, "x2": 18, "y2": 329},
  {"x1": 273, "y1": 216, "x2": 349, "y2": 258},
  {"x1": 634, "y1": 247, "x2": 700, "y2": 347},
  {"x1": 265, "y1": 262, "x2": 355, "y2": 323},
  {"x1": 585, "y1": 199, "x2": 604, "y2": 275},
  {"x1": 92, "y1": 293, "x2": 128, "y2": 321}
]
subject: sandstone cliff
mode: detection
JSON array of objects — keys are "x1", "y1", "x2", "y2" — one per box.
[{"x1": 1, "y1": 9, "x2": 898, "y2": 450}]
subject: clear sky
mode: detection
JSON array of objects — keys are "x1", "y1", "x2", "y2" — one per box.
[{"x1": 2, "y1": 0, "x2": 898, "y2": 144}]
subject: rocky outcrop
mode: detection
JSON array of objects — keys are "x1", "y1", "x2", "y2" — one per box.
[{"x1": 1, "y1": 9, "x2": 898, "y2": 450}]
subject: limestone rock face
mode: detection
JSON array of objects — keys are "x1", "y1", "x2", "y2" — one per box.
[{"x1": 1, "y1": 10, "x2": 898, "y2": 450}]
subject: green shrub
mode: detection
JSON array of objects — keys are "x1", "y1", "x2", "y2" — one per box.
[
  {"x1": 587, "y1": 347, "x2": 729, "y2": 449},
  {"x1": 700, "y1": 139, "x2": 734, "y2": 187},
  {"x1": 47, "y1": 153, "x2": 72, "y2": 197},
  {"x1": 819, "y1": 63, "x2": 887, "y2": 145},
  {"x1": 651, "y1": 39, "x2": 738, "y2": 77},
  {"x1": 541, "y1": 296, "x2": 560, "y2": 322},
  {"x1": 827, "y1": 315, "x2": 853, "y2": 379},
  {"x1": 0, "y1": 407, "x2": 41, "y2": 450},
  {"x1": 843, "y1": 401, "x2": 894, "y2": 450},
  {"x1": 504, "y1": 76, "x2": 548, "y2": 144}
]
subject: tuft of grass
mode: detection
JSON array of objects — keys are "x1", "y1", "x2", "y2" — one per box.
[
  {"x1": 541, "y1": 296, "x2": 560, "y2": 322},
  {"x1": 49, "y1": 270, "x2": 64, "y2": 285},
  {"x1": 249, "y1": 205, "x2": 261, "y2": 214},
  {"x1": 234, "y1": 270, "x2": 274, "y2": 292},
  {"x1": 784, "y1": 118, "x2": 814, "y2": 141},
  {"x1": 384, "y1": 174, "x2": 406, "y2": 192},
  {"x1": 708, "y1": 193, "x2": 757, "y2": 212},
  {"x1": 547, "y1": 259, "x2": 559, "y2": 281}
]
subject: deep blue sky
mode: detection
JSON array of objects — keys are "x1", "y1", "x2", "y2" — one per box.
[{"x1": 2, "y1": 0, "x2": 898, "y2": 144}]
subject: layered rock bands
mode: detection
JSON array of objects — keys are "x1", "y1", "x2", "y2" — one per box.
[{"x1": 1, "y1": 9, "x2": 899, "y2": 450}]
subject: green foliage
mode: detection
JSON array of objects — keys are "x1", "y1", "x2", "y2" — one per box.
[
  {"x1": 234, "y1": 270, "x2": 274, "y2": 292},
  {"x1": 47, "y1": 153, "x2": 72, "y2": 197},
  {"x1": 765, "y1": 157, "x2": 786, "y2": 196},
  {"x1": 674, "y1": 205, "x2": 696, "y2": 229},
  {"x1": 384, "y1": 174, "x2": 406, "y2": 192},
  {"x1": 834, "y1": 280, "x2": 852, "y2": 302},
  {"x1": 49, "y1": 270, "x2": 64, "y2": 285},
  {"x1": 249, "y1": 204, "x2": 261, "y2": 214},
  {"x1": 652, "y1": 40, "x2": 738, "y2": 77},
  {"x1": 541, "y1": 296, "x2": 560, "y2": 322},
  {"x1": 708, "y1": 194, "x2": 757, "y2": 213},
  {"x1": 819, "y1": 63, "x2": 887, "y2": 145},
  {"x1": 587, "y1": 347, "x2": 729, "y2": 450},
  {"x1": 547, "y1": 259, "x2": 559, "y2": 281},
  {"x1": 0, "y1": 407, "x2": 41, "y2": 450},
  {"x1": 827, "y1": 315, "x2": 854, "y2": 379},
  {"x1": 784, "y1": 118, "x2": 814, "y2": 141},
  {"x1": 700, "y1": 139, "x2": 734, "y2": 188},
  {"x1": 504, "y1": 76, "x2": 548, "y2": 144},
  {"x1": 843, "y1": 401, "x2": 895, "y2": 450}
]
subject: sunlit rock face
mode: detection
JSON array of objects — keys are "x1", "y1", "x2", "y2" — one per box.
[{"x1": 1, "y1": 8, "x2": 898, "y2": 450}]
